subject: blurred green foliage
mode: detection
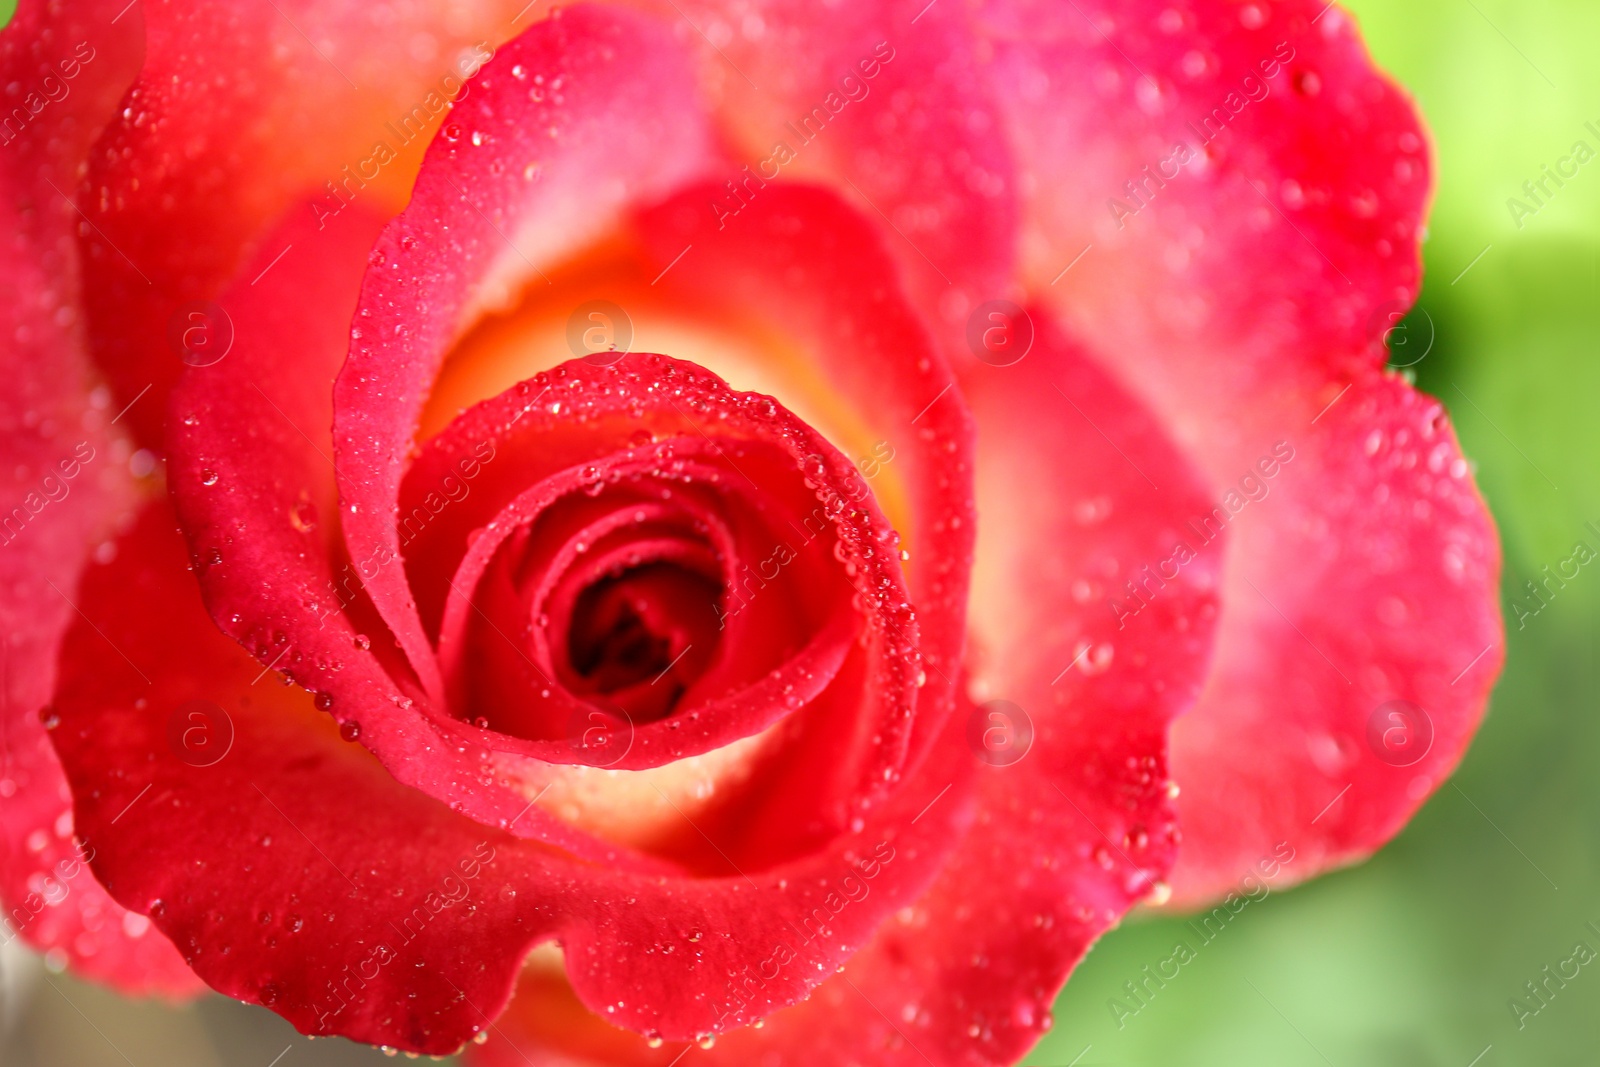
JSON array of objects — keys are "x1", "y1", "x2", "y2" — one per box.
[{"x1": 1032, "y1": 1, "x2": 1600, "y2": 1064}]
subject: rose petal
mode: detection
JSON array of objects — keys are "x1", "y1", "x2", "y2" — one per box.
[
  {"x1": 665, "y1": 0, "x2": 1021, "y2": 346},
  {"x1": 407, "y1": 364, "x2": 907, "y2": 790},
  {"x1": 977, "y1": 0, "x2": 1501, "y2": 902},
  {"x1": 986, "y1": 0, "x2": 1427, "y2": 363},
  {"x1": 0, "y1": 0, "x2": 198, "y2": 995},
  {"x1": 79, "y1": 0, "x2": 526, "y2": 446},
  {"x1": 50, "y1": 500, "x2": 974, "y2": 1053},
  {"x1": 470, "y1": 318, "x2": 1224, "y2": 1066},
  {"x1": 169, "y1": 204, "x2": 658, "y2": 866},
  {"x1": 1163, "y1": 374, "x2": 1501, "y2": 905},
  {"x1": 633, "y1": 182, "x2": 978, "y2": 770},
  {"x1": 335, "y1": 3, "x2": 720, "y2": 707}
]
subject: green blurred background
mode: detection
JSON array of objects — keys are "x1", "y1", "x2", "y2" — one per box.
[{"x1": 4, "y1": 0, "x2": 1594, "y2": 1063}]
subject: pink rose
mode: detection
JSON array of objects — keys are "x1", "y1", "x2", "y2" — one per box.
[{"x1": 0, "y1": 1, "x2": 1501, "y2": 1064}]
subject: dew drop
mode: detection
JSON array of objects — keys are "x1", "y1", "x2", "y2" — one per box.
[{"x1": 289, "y1": 499, "x2": 318, "y2": 532}]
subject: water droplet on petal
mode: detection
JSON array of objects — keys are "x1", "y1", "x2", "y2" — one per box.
[{"x1": 289, "y1": 498, "x2": 318, "y2": 532}]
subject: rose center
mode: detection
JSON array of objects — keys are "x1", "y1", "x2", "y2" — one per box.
[{"x1": 563, "y1": 561, "x2": 721, "y2": 720}]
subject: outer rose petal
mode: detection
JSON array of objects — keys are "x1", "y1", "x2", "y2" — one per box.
[
  {"x1": 471, "y1": 322, "x2": 1224, "y2": 1067},
  {"x1": 978, "y1": 0, "x2": 1502, "y2": 901},
  {"x1": 1162, "y1": 375, "x2": 1501, "y2": 904},
  {"x1": 984, "y1": 0, "x2": 1426, "y2": 363},
  {"x1": 80, "y1": 0, "x2": 528, "y2": 446},
  {"x1": 0, "y1": 0, "x2": 198, "y2": 994},
  {"x1": 50, "y1": 502, "x2": 973, "y2": 1054}
]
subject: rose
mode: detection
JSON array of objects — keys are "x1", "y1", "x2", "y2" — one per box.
[{"x1": 0, "y1": 2, "x2": 1502, "y2": 1066}]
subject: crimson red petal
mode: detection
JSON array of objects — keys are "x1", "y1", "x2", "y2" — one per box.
[
  {"x1": 0, "y1": 0, "x2": 198, "y2": 995},
  {"x1": 50, "y1": 501, "x2": 972, "y2": 1054},
  {"x1": 406, "y1": 377, "x2": 896, "y2": 783}
]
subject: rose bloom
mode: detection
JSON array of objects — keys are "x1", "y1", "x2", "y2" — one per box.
[{"x1": 0, "y1": 0, "x2": 1500, "y2": 1064}]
